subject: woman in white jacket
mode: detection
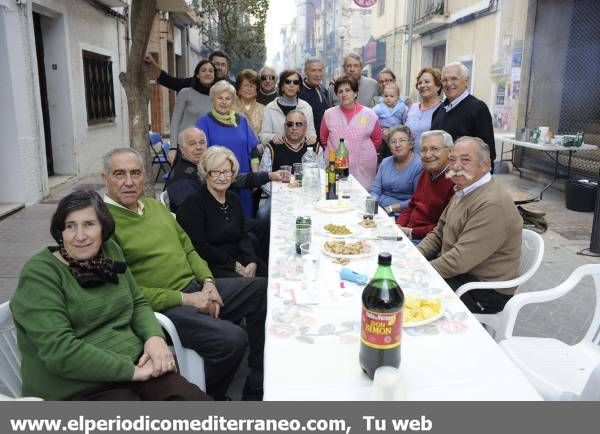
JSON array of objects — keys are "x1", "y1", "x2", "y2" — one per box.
[{"x1": 259, "y1": 69, "x2": 317, "y2": 148}]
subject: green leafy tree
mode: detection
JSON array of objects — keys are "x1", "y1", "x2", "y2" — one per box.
[{"x1": 191, "y1": 0, "x2": 269, "y2": 74}]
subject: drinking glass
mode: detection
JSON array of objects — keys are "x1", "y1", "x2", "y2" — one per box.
[
  {"x1": 300, "y1": 242, "x2": 320, "y2": 282},
  {"x1": 280, "y1": 165, "x2": 292, "y2": 183},
  {"x1": 370, "y1": 366, "x2": 406, "y2": 401},
  {"x1": 365, "y1": 196, "x2": 378, "y2": 218},
  {"x1": 292, "y1": 162, "x2": 303, "y2": 186}
]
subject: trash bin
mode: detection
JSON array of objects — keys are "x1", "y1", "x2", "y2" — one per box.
[{"x1": 565, "y1": 179, "x2": 597, "y2": 212}]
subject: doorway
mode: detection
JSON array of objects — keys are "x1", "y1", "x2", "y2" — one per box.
[{"x1": 33, "y1": 12, "x2": 53, "y2": 176}]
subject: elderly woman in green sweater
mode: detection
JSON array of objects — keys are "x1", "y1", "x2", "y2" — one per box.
[{"x1": 10, "y1": 191, "x2": 206, "y2": 401}]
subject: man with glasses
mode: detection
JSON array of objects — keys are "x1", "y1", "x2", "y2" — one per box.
[
  {"x1": 431, "y1": 61, "x2": 496, "y2": 170},
  {"x1": 328, "y1": 53, "x2": 379, "y2": 107},
  {"x1": 102, "y1": 147, "x2": 268, "y2": 401},
  {"x1": 417, "y1": 136, "x2": 521, "y2": 313},
  {"x1": 299, "y1": 58, "x2": 329, "y2": 145},
  {"x1": 396, "y1": 130, "x2": 455, "y2": 242},
  {"x1": 165, "y1": 127, "x2": 289, "y2": 213},
  {"x1": 257, "y1": 111, "x2": 318, "y2": 219},
  {"x1": 257, "y1": 66, "x2": 278, "y2": 105}
]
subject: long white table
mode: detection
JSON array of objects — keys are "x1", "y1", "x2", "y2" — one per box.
[
  {"x1": 495, "y1": 134, "x2": 597, "y2": 200},
  {"x1": 264, "y1": 177, "x2": 542, "y2": 400}
]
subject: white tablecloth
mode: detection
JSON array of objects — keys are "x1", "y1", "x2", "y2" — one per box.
[{"x1": 264, "y1": 176, "x2": 541, "y2": 400}]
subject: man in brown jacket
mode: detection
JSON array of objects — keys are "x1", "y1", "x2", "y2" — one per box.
[{"x1": 417, "y1": 136, "x2": 522, "y2": 313}]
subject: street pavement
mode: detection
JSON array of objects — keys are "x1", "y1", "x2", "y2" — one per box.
[{"x1": 0, "y1": 172, "x2": 598, "y2": 398}]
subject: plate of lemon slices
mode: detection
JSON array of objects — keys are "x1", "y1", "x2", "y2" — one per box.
[{"x1": 403, "y1": 295, "x2": 444, "y2": 327}]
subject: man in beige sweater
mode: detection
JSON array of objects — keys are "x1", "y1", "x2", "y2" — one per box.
[{"x1": 418, "y1": 136, "x2": 522, "y2": 313}]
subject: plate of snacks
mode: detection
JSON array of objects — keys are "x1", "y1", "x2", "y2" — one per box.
[
  {"x1": 358, "y1": 217, "x2": 377, "y2": 229},
  {"x1": 321, "y1": 223, "x2": 362, "y2": 238},
  {"x1": 314, "y1": 199, "x2": 353, "y2": 213},
  {"x1": 322, "y1": 240, "x2": 373, "y2": 259},
  {"x1": 402, "y1": 294, "x2": 444, "y2": 327}
]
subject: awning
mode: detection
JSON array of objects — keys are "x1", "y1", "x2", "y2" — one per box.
[
  {"x1": 157, "y1": 0, "x2": 190, "y2": 13},
  {"x1": 95, "y1": 0, "x2": 190, "y2": 13},
  {"x1": 95, "y1": 0, "x2": 127, "y2": 7}
]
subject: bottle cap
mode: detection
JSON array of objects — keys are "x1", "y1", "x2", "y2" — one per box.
[{"x1": 378, "y1": 252, "x2": 392, "y2": 266}]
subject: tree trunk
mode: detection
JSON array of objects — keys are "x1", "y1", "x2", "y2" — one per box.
[{"x1": 119, "y1": 0, "x2": 157, "y2": 196}]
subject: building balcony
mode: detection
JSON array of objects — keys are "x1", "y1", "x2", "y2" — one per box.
[{"x1": 412, "y1": 0, "x2": 448, "y2": 35}]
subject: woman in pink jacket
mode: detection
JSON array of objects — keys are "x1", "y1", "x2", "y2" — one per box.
[{"x1": 320, "y1": 75, "x2": 383, "y2": 190}]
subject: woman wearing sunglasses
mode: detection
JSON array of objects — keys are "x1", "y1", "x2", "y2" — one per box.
[
  {"x1": 259, "y1": 69, "x2": 317, "y2": 149},
  {"x1": 256, "y1": 66, "x2": 278, "y2": 105}
]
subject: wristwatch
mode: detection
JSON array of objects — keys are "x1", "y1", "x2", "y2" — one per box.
[{"x1": 203, "y1": 277, "x2": 216, "y2": 286}]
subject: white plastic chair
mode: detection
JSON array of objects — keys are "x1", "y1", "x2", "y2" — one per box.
[
  {"x1": 159, "y1": 190, "x2": 170, "y2": 209},
  {"x1": 499, "y1": 264, "x2": 600, "y2": 400},
  {"x1": 455, "y1": 229, "x2": 544, "y2": 340},
  {"x1": 154, "y1": 312, "x2": 206, "y2": 391},
  {"x1": 0, "y1": 301, "x2": 42, "y2": 400}
]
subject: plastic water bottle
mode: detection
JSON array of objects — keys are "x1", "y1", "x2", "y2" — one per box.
[{"x1": 302, "y1": 147, "x2": 321, "y2": 203}]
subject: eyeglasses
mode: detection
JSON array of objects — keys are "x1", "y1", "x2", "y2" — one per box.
[
  {"x1": 286, "y1": 121, "x2": 305, "y2": 128},
  {"x1": 261, "y1": 75, "x2": 276, "y2": 81},
  {"x1": 441, "y1": 76, "x2": 464, "y2": 84},
  {"x1": 208, "y1": 169, "x2": 234, "y2": 178},
  {"x1": 420, "y1": 146, "x2": 445, "y2": 155},
  {"x1": 390, "y1": 138, "x2": 410, "y2": 145},
  {"x1": 240, "y1": 83, "x2": 256, "y2": 89},
  {"x1": 284, "y1": 79, "x2": 301, "y2": 85}
]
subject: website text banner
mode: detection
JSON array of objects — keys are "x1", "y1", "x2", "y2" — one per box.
[{"x1": 1, "y1": 402, "x2": 597, "y2": 434}]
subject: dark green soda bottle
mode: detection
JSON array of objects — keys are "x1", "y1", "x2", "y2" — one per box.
[{"x1": 359, "y1": 252, "x2": 405, "y2": 379}]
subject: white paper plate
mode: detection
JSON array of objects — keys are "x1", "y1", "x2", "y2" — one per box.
[
  {"x1": 322, "y1": 240, "x2": 373, "y2": 259},
  {"x1": 314, "y1": 199, "x2": 354, "y2": 213},
  {"x1": 403, "y1": 303, "x2": 445, "y2": 328}
]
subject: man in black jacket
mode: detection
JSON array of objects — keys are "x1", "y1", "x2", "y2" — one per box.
[
  {"x1": 299, "y1": 57, "x2": 329, "y2": 147},
  {"x1": 166, "y1": 127, "x2": 289, "y2": 213},
  {"x1": 431, "y1": 61, "x2": 496, "y2": 172}
]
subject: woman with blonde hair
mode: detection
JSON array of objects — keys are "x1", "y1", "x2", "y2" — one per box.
[
  {"x1": 177, "y1": 146, "x2": 267, "y2": 279},
  {"x1": 196, "y1": 80, "x2": 260, "y2": 217}
]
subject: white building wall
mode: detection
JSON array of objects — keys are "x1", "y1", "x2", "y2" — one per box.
[
  {"x1": 0, "y1": 0, "x2": 47, "y2": 204},
  {"x1": 0, "y1": 0, "x2": 127, "y2": 205},
  {"x1": 62, "y1": 0, "x2": 128, "y2": 178}
]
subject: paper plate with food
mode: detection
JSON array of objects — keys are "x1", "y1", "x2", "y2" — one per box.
[
  {"x1": 314, "y1": 199, "x2": 353, "y2": 213},
  {"x1": 402, "y1": 294, "x2": 444, "y2": 327},
  {"x1": 357, "y1": 217, "x2": 377, "y2": 229},
  {"x1": 322, "y1": 239, "x2": 373, "y2": 259},
  {"x1": 321, "y1": 223, "x2": 362, "y2": 238}
]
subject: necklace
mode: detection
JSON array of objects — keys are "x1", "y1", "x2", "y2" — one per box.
[
  {"x1": 217, "y1": 201, "x2": 230, "y2": 221},
  {"x1": 420, "y1": 99, "x2": 440, "y2": 111}
]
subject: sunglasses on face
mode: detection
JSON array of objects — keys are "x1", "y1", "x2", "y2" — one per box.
[
  {"x1": 284, "y1": 78, "x2": 301, "y2": 85},
  {"x1": 286, "y1": 121, "x2": 304, "y2": 128},
  {"x1": 261, "y1": 75, "x2": 276, "y2": 81}
]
